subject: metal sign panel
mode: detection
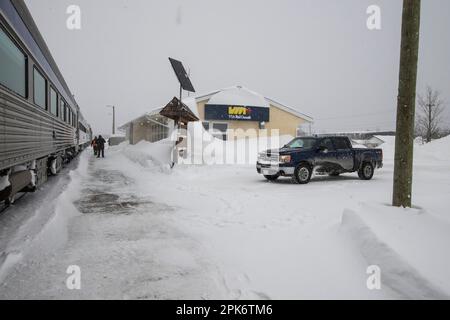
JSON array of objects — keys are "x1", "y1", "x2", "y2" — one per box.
[
  {"x1": 205, "y1": 104, "x2": 270, "y2": 122},
  {"x1": 168, "y1": 57, "x2": 195, "y2": 92}
]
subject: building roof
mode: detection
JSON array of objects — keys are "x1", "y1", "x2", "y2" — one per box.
[
  {"x1": 205, "y1": 86, "x2": 269, "y2": 108},
  {"x1": 119, "y1": 85, "x2": 314, "y2": 130},
  {"x1": 118, "y1": 107, "x2": 166, "y2": 130},
  {"x1": 195, "y1": 85, "x2": 313, "y2": 122}
]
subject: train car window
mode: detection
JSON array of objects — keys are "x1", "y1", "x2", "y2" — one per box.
[
  {"x1": 60, "y1": 100, "x2": 66, "y2": 120},
  {"x1": 64, "y1": 106, "x2": 68, "y2": 122},
  {"x1": 33, "y1": 67, "x2": 46, "y2": 108},
  {"x1": 0, "y1": 28, "x2": 27, "y2": 97},
  {"x1": 50, "y1": 87, "x2": 58, "y2": 115}
]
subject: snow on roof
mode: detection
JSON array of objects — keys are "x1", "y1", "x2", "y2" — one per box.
[
  {"x1": 182, "y1": 96, "x2": 200, "y2": 118},
  {"x1": 118, "y1": 107, "x2": 166, "y2": 130},
  {"x1": 206, "y1": 86, "x2": 269, "y2": 108}
]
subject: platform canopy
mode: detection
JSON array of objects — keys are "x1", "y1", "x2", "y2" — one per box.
[{"x1": 159, "y1": 97, "x2": 200, "y2": 123}]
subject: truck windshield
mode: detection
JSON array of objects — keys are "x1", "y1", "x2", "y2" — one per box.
[{"x1": 284, "y1": 138, "x2": 316, "y2": 149}]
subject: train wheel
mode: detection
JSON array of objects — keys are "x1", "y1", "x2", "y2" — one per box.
[
  {"x1": 49, "y1": 156, "x2": 62, "y2": 175},
  {"x1": 5, "y1": 194, "x2": 15, "y2": 206}
]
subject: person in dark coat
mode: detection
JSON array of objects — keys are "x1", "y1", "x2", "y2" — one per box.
[{"x1": 96, "y1": 135, "x2": 106, "y2": 158}]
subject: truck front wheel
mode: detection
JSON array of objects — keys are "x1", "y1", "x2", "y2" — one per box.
[
  {"x1": 293, "y1": 164, "x2": 312, "y2": 184},
  {"x1": 358, "y1": 162, "x2": 374, "y2": 180}
]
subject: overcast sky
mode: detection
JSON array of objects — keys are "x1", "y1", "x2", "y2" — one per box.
[{"x1": 24, "y1": 0, "x2": 450, "y2": 134}]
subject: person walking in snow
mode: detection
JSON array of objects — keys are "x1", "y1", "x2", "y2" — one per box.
[
  {"x1": 91, "y1": 136, "x2": 98, "y2": 156},
  {"x1": 96, "y1": 135, "x2": 106, "y2": 158}
]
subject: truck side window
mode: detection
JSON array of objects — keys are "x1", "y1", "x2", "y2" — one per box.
[
  {"x1": 333, "y1": 137, "x2": 350, "y2": 150},
  {"x1": 318, "y1": 138, "x2": 335, "y2": 151}
]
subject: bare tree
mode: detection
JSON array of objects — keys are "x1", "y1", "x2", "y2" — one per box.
[
  {"x1": 416, "y1": 86, "x2": 445, "y2": 142},
  {"x1": 392, "y1": 0, "x2": 421, "y2": 208}
]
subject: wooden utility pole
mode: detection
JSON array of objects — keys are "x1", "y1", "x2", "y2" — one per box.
[{"x1": 392, "y1": 0, "x2": 421, "y2": 207}]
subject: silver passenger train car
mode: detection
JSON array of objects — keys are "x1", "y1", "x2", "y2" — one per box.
[{"x1": 0, "y1": 0, "x2": 92, "y2": 204}]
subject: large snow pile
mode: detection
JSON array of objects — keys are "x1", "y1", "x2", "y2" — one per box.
[
  {"x1": 113, "y1": 121, "x2": 294, "y2": 168},
  {"x1": 341, "y1": 204, "x2": 450, "y2": 299},
  {"x1": 183, "y1": 121, "x2": 293, "y2": 165},
  {"x1": 340, "y1": 135, "x2": 450, "y2": 299},
  {"x1": 0, "y1": 175, "x2": 10, "y2": 191},
  {"x1": 376, "y1": 134, "x2": 450, "y2": 163},
  {"x1": 110, "y1": 139, "x2": 173, "y2": 170},
  {"x1": 112, "y1": 94, "x2": 293, "y2": 168},
  {"x1": 0, "y1": 154, "x2": 88, "y2": 283},
  {"x1": 414, "y1": 135, "x2": 450, "y2": 162}
]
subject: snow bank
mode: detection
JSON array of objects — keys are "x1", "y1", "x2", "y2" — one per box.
[
  {"x1": 33, "y1": 154, "x2": 88, "y2": 252},
  {"x1": 0, "y1": 175, "x2": 10, "y2": 191},
  {"x1": 107, "y1": 139, "x2": 174, "y2": 173},
  {"x1": 180, "y1": 121, "x2": 293, "y2": 165},
  {"x1": 119, "y1": 139, "x2": 173, "y2": 169},
  {"x1": 0, "y1": 152, "x2": 89, "y2": 283},
  {"x1": 0, "y1": 251, "x2": 22, "y2": 284},
  {"x1": 376, "y1": 134, "x2": 450, "y2": 163},
  {"x1": 341, "y1": 204, "x2": 450, "y2": 299},
  {"x1": 116, "y1": 121, "x2": 293, "y2": 167},
  {"x1": 116, "y1": 94, "x2": 293, "y2": 167},
  {"x1": 414, "y1": 135, "x2": 450, "y2": 162},
  {"x1": 19, "y1": 154, "x2": 89, "y2": 260}
]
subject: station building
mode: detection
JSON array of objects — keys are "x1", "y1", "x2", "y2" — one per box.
[
  {"x1": 119, "y1": 85, "x2": 313, "y2": 144},
  {"x1": 119, "y1": 108, "x2": 171, "y2": 145},
  {"x1": 195, "y1": 85, "x2": 313, "y2": 140}
]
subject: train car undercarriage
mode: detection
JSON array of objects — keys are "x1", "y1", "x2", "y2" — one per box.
[{"x1": 0, "y1": 146, "x2": 85, "y2": 206}]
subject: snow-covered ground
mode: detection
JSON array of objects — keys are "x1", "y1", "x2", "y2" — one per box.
[{"x1": 0, "y1": 135, "x2": 449, "y2": 299}]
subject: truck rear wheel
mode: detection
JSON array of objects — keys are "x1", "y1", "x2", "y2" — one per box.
[
  {"x1": 358, "y1": 162, "x2": 374, "y2": 180},
  {"x1": 293, "y1": 164, "x2": 312, "y2": 184}
]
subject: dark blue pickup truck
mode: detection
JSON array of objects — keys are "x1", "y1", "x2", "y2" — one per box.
[{"x1": 256, "y1": 136, "x2": 383, "y2": 184}]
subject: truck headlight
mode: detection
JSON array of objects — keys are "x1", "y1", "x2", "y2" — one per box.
[{"x1": 279, "y1": 155, "x2": 291, "y2": 163}]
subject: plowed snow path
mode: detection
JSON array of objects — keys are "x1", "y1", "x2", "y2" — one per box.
[{"x1": 0, "y1": 153, "x2": 226, "y2": 299}]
